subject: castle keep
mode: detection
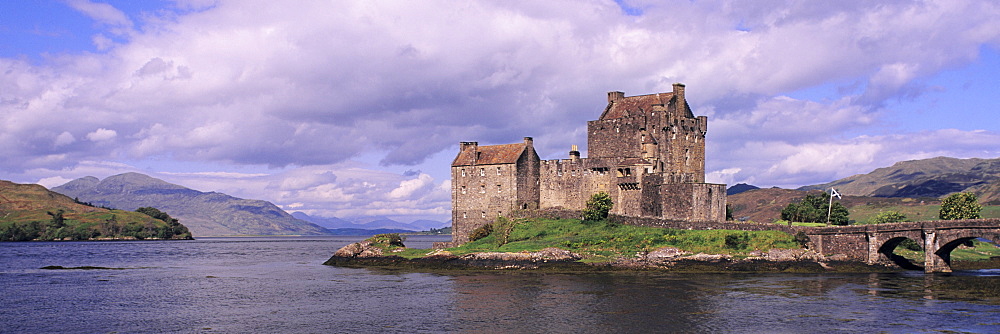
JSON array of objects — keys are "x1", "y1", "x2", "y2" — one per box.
[{"x1": 450, "y1": 84, "x2": 726, "y2": 244}]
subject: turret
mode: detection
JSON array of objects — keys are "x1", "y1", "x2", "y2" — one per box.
[{"x1": 569, "y1": 145, "x2": 580, "y2": 161}]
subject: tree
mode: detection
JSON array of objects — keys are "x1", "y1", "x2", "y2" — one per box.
[
  {"x1": 136, "y1": 207, "x2": 176, "y2": 224},
  {"x1": 870, "y1": 211, "x2": 907, "y2": 224},
  {"x1": 582, "y1": 192, "x2": 613, "y2": 221},
  {"x1": 781, "y1": 193, "x2": 849, "y2": 225},
  {"x1": 939, "y1": 192, "x2": 982, "y2": 220}
]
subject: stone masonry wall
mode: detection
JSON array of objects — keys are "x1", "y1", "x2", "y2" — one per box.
[
  {"x1": 451, "y1": 163, "x2": 521, "y2": 244},
  {"x1": 538, "y1": 159, "x2": 614, "y2": 210}
]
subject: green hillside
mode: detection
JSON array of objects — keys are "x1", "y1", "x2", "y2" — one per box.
[
  {"x1": 0, "y1": 180, "x2": 192, "y2": 241},
  {"x1": 800, "y1": 156, "x2": 1000, "y2": 203}
]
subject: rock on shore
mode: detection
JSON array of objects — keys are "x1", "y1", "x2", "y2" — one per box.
[{"x1": 324, "y1": 242, "x2": 896, "y2": 273}]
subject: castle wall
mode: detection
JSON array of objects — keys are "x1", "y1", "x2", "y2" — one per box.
[
  {"x1": 516, "y1": 146, "x2": 541, "y2": 210},
  {"x1": 587, "y1": 117, "x2": 644, "y2": 160},
  {"x1": 659, "y1": 183, "x2": 726, "y2": 222},
  {"x1": 538, "y1": 159, "x2": 614, "y2": 211},
  {"x1": 451, "y1": 163, "x2": 522, "y2": 244},
  {"x1": 660, "y1": 115, "x2": 707, "y2": 182}
]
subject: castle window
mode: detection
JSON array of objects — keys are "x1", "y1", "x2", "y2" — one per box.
[
  {"x1": 481, "y1": 211, "x2": 486, "y2": 218},
  {"x1": 497, "y1": 185, "x2": 502, "y2": 193},
  {"x1": 461, "y1": 169, "x2": 466, "y2": 177},
  {"x1": 463, "y1": 212, "x2": 467, "y2": 218},
  {"x1": 496, "y1": 166, "x2": 502, "y2": 175},
  {"x1": 480, "y1": 168, "x2": 485, "y2": 176},
  {"x1": 461, "y1": 186, "x2": 466, "y2": 194},
  {"x1": 616, "y1": 168, "x2": 632, "y2": 177},
  {"x1": 480, "y1": 185, "x2": 486, "y2": 193}
]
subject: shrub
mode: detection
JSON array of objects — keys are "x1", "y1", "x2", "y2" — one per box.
[
  {"x1": 468, "y1": 223, "x2": 493, "y2": 242},
  {"x1": 724, "y1": 232, "x2": 750, "y2": 250},
  {"x1": 870, "y1": 210, "x2": 907, "y2": 224},
  {"x1": 367, "y1": 233, "x2": 406, "y2": 247},
  {"x1": 582, "y1": 192, "x2": 613, "y2": 221},
  {"x1": 492, "y1": 216, "x2": 519, "y2": 246},
  {"x1": 898, "y1": 238, "x2": 922, "y2": 251},
  {"x1": 793, "y1": 231, "x2": 810, "y2": 248},
  {"x1": 780, "y1": 192, "x2": 849, "y2": 225},
  {"x1": 939, "y1": 192, "x2": 982, "y2": 220}
]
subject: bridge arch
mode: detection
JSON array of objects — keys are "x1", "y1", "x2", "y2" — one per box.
[
  {"x1": 875, "y1": 236, "x2": 925, "y2": 270},
  {"x1": 927, "y1": 231, "x2": 1000, "y2": 272}
]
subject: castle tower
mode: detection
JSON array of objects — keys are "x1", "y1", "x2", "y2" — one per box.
[{"x1": 449, "y1": 137, "x2": 540, "y2": 244}]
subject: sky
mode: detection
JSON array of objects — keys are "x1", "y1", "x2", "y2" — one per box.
[{"x1": 1, "y1": 0, "x2": 999, "y2": 223}]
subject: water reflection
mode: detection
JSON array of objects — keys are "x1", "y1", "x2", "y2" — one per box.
[{"x1": 448, "y1": 273, "x2": 717, "y2": 332}]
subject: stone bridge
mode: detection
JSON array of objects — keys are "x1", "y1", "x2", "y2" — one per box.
[{"x1": 805, "y1": 219, "x2": 1000, "y2": 272}]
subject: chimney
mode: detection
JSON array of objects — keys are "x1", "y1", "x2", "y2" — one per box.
[
  {"x1": 461, "y1": 141, "x2": 479, "y2": 164},
  {"x1": 607, "y1": 91, "x2": 625, "y2": 103},
  {"x1": 523, "y1": 137, "x2": 533, "y2": 146},
  {"x1": 569, "y1": 145, "x2": 580, "y2": 161},
  {"x1": 672, "y1": 83, "x2": 685, "y2": 104}
]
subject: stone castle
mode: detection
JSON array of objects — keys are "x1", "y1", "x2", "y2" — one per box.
[{"x1": 449, "y1": 84, "x2": 726, "y2": 244}]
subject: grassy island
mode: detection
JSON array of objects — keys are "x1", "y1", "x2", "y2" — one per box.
[
  {"x1": 327, "y1": 217, "x2": 1000, "y2": 272},
  {"x1": 401, "y1": 218, "x2": 800, "y2": 262}
]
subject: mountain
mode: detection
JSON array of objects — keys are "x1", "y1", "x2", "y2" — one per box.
[
  {"x1": 292, "y1": 212, "x2": 448, "y2": 231},
  {"x1": 291, "y1": 212, "x2": 356, "y2": 229},
  {"x1": 0, "y1": 180, "x2": 192, "y2": 240},
  {"x1": 409, "y1": 219, "x2": 449, "y2": 230},
  {"x1": 726, "y1": 183, "x2": 759, "y2": 196},
  {"x1": 799, "y1": 156, "x2": 1000, "y2": 204},
  {"x1": 52, "y1": 173, "x2": 331, "y2": 237}
]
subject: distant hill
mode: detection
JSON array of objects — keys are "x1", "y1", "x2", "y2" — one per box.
[
  {"x1": 726, "y1": 183, "x2": 759, "y2": 195},
  {"x1": 799, "y1": 156, "x2": 1000, "y2": 204},
  {"x1": 52, "y1": 173, "x2": 331, "y2": 237},
  {"x1": 0, "y1": 180, "x2": 191, "y2": 241},
  {"x1": 292, "y1": 212, "x2": 448, "y2": 231},
  {"x1": 326, "y1": 228, "x2": 416, "y2": 236},
  {"x1": 291, "y1": 212, "x2": 355, "y2": 229}
]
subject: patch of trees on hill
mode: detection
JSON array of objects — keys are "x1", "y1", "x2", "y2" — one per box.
[{"x1": 0, "y1": 207, "x2": 192, "y2": 242}]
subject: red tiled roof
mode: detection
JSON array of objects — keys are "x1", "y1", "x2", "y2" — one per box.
[
  {"x1": 601, "y1": 93, "x2": 673, "y2": 119},
  {"x1": 452, "y1": 143, "x2": 527, "y2": 166}
]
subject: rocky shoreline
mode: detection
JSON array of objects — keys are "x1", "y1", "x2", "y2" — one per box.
[{"x1": 323, "y1": 241, "x2": 899, "y2": 273}]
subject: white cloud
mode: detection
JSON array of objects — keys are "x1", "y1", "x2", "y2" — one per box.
[
  {"x1": 37, "y1": 176, "x2": 74, "y2": 189},
  {"x1": 65, "y1": 0, "x2": 133, "y2": 30},
  {"x1": 54, "y1": 132, "x2": 76, "y2": 147},
  {"x1": 85, "y1": 128, "x2": 117, "y2": 142},
  {"x1": 2, "y1": 0, "x2": 1000, "y2": 214},
  {"x1": 388, "y1": 173, "x2": 434, "y2": 199}
]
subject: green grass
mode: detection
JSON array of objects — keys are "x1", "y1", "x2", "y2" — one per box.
[
  {"x1": 850, "y1": 205, "x2": 1000, "y2": 224},
  {"x1": 771, "y1": 220, "x2": 828, "y2": 227},
  {"x1": 888, "y1": 240, "x2": 1000, "y2": 265},
  {"x1": 952, "y1": 240, "x2": 1000, "y2": 262},
  {"x1": 391, "y1": 218, "x2": 800, "y2": 262}
]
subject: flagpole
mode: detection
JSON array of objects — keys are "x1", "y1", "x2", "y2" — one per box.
[
  {"x1": 826, "y1": 188, "x2": 841, "y2": 226},
  {"x1": 826, "y1": 190, "x2": 833, "y2": 226}
]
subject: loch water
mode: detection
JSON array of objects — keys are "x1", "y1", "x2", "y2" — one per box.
[{"x1": 2, "y1": 236, "x2": 999, "y2": 333}]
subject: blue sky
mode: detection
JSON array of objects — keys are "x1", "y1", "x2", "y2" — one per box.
[{"x1": 2, "y1": 0, "x2": 999, "y2": 223}]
